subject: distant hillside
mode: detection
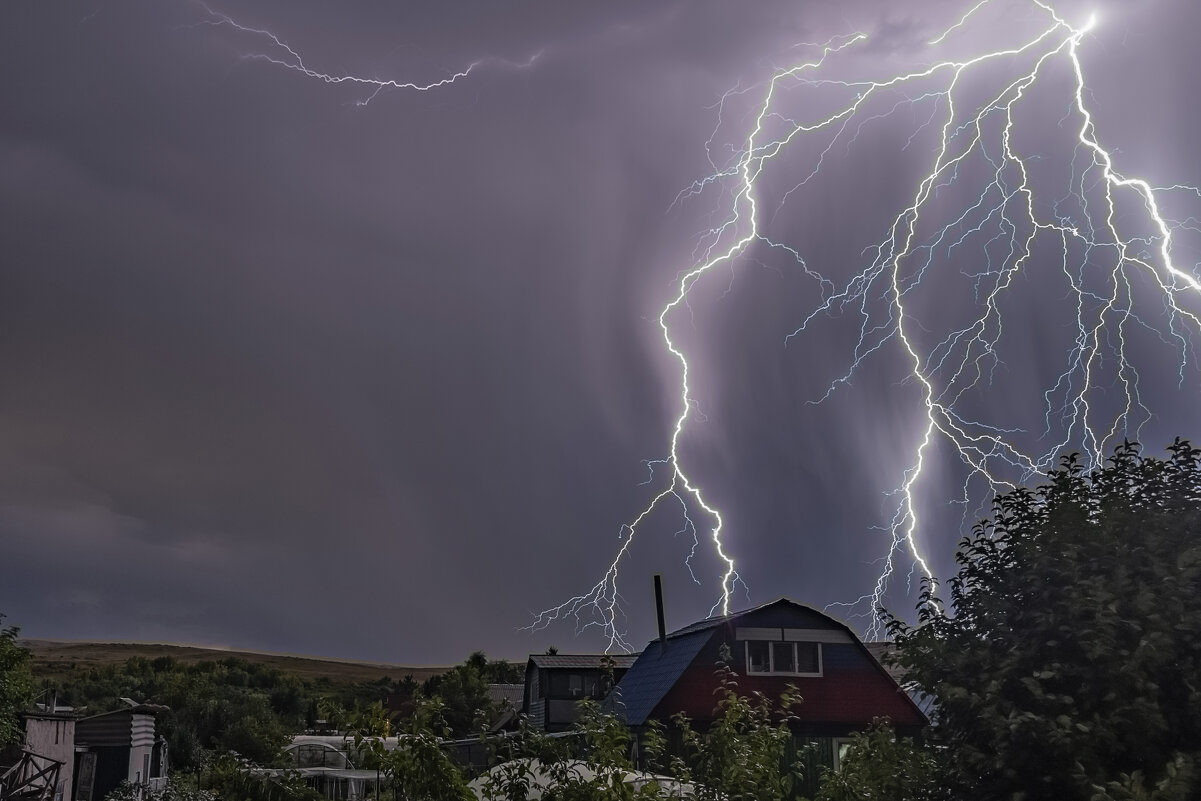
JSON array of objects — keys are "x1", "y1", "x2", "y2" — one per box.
[{"x1": 21, "y1": 639, "x2": 449, "y2": 685}]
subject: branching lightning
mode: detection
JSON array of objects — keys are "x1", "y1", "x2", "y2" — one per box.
[
  {"x1": 195, "y1": 0, "x2": 1201, "y2": 647},
  {"x1": 537, "y1": 0, "x2": 1201, "y2": 646},
  {"x1": 192, "y1": 3, "x2": 539, "y2": 104}
]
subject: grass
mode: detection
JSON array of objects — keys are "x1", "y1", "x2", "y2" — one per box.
[{"x1": 21, "y1": 639, "x2": 450, "y2": 684}]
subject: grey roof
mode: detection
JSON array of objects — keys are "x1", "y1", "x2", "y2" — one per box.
[
  {"x1": 664, "y1": 615, "x2": 728, "y2": 639},
  {"x1": 660, "y1": 596, "x2": 818, "y2": 640},
  {"x1": 528, "y1": 654, "x2": 639, "y2": 670},
  {"x1": 487, "y1": 684, "x2": 525, "y2": 707},
  {"x1": 604, "y1": 630, "x2": 712, "y2": 726}
]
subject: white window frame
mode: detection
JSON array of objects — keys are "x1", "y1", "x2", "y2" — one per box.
[
  {"x1": 744, "y1": 640, "x2": 823, "y2": 677},
  {"x1": 831, "y1": 737, "x2": 855, "y2": 772}
]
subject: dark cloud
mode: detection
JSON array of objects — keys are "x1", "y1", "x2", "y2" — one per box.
[{"x1": 1, "y1": 0, "x2": 1199, "y2": 663}]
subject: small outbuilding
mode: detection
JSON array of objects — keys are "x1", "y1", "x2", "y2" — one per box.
[{"x1": 72, "y1": 701, "x2": 169, "y2": 801}]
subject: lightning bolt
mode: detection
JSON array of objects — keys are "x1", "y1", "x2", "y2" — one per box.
[
  {"x1": 190, "y1": 3, "x2": 540, "y2": 104},
  {"x1": 539, "y1": 0, "x2": 1201, "y2": 647},
  {"x1": 192, "y1": 1, "x2": 1201, "y2": 648}
]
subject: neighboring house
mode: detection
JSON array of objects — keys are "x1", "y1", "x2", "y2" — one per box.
[
  {"x1": 72, "y1": 701, "x2": 169, "y2": 801},
  {"x1": 608, "y1": 598, "x2": 927, "y2": 772},
  {"x1": 521, "y1": 654, "x2": 639, "y2": 732}
]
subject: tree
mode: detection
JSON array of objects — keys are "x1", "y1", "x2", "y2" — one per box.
[
  {"x1": 671, "y1": 664, "x2": 804, "y2": 801},
  {"x1": 423, "y1": 653, "x2": 496, "y2": 736},
  {"x1": 358, "y1": 696, "x2": 473, "y2": 801},
  {"x1": 0, "y1": 614, "x2": 33, "y2": 747},
  {"x1": 886, "y1": 440, "x2": 1201, "y2": 800},
  {"x1": 813, "y1": 721, "x2": 939, "y2": 801}
]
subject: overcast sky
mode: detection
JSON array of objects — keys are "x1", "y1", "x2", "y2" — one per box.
[{"x1": 2, "y1": 0, "x2": 1199, "y2": 665}]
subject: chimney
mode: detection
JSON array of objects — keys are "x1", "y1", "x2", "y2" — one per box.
[{"x1": 653, "y1": 573, "x2": 667, "y2": 647}]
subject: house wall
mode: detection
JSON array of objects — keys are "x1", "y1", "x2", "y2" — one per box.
[
  {"x1": 652, "y1": 606, "x2": 924, "y2": 734},
  {"x1": 22, "y1": 717, "x2": 76, "y2": 801}
]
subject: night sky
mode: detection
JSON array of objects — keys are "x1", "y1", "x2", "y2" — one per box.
[{"x1": 2, "y1": 0, "x2": 1199, "y2": 665}]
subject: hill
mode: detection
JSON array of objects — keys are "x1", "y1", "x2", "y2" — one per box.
[{"x1": 20, "y1": 639, "x2": 449, "y2": 685}]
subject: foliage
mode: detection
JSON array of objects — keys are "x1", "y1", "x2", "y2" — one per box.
[
  {"x1": 104, "y1": 778, "x2": 218, "y2": 801},
  {"x1": 201, "y1": 754, "x2": 324, "y2": 801},
  {"x1": 422, "y1": 651, "x2": 520, "y2": 737},
  {"x1": 51, "y1": 655, "x2": 399, "y2": 769},
  {"x1": 0, "y1": 614, "x2": 33, "y2": 747},
  {"x1": 671, "y1": 664, "x2": 804, "y2": 801},
  {"x1": 886, "y1": 440, "x2": 1201, "y2": 800},
  {"x1": 813, "y1": 721, "x2": 940, "y2": 801},
  {"x1": 355, "y1": 696, "x2": 474, "y2": 801}
]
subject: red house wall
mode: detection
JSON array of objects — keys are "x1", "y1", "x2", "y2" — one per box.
[{"x1": 650, "y1": 605, "x2": 925, "y2": 734}]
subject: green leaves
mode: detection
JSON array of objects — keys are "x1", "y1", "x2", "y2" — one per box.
[
  {"x1": 885, "y1": 440, "x2": 1201, "y2": 800},
  {"x1": 0, "y1": 614, "x2": 33, "y2": 747}
]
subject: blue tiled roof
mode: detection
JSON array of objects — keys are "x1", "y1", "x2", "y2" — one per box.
[{"x1": 604, "y1": 630, "x2": 712, "y2": 726}]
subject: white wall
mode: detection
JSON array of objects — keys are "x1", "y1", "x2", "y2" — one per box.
[{"x1": 24, "y1": 716, "x2": 76, "y2": 801}]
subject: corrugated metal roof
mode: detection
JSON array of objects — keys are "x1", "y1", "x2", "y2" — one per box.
[
  {"x1": 528, "y1": 654, "x2": 639, "y2": 669},
  {"x1": 487, "y1": 684, "x2": 525, "y2": 707},
  {"x1": 604, "y1": 630, "x2": 712, "y2": 726}
]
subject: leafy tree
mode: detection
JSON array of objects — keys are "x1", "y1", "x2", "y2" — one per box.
[
  {"x1": 356, "y1": 696, "x2": 473, "y2": 801},
  {"x1": 202, "y1": 754, "x2": 324, "y2": 801},
  {"x1": 0, "y1": 614, "x2": 33, "y2": 747},
  {"x1": 886, "y1": 440, "x2": 1201, "y2": 800},
  {"x1": 423, "y1": 653, "x2": 497, "y2": 736},
  {"x1": 672, "y1": 664, "x2": 804, "y2": 801},
  {"x1": 813, "y1": 721, "x2": 939, "y2": 801},
  {"x1": 104, "y1": 777, "x2": 218, "y2": 801}
]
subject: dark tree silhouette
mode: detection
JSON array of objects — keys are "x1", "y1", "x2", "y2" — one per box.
[
  {"x1": 887, "y1": 440, "x2": 1201, "y2": 800},
  {"x1": 0, "y1": 614, "x2": 32, "y2": 747}
]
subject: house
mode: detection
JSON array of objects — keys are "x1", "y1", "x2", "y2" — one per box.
[
  {"x1": 607, "y1": 598, "x2": 927, "y2": 771},
  {"x1": 521, "y1": 654, "x2": 639, "y2": 732},
  {"x1": 72, "y1": 701, "x2": 169, "y2": 801}
]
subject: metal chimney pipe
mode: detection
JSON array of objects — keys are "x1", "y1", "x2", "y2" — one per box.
[{"x1": 653, "y1": 573, "x2": 667, "y2": 646}]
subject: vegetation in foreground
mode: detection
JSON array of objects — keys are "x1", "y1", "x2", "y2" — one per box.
[{"x1": 3, "y1": 440, "x2": 1201, "y2": 799}]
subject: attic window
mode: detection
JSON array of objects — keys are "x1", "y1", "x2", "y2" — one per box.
[{"x1": 745, "y1": 641, "x2": 822, "y2": 676}]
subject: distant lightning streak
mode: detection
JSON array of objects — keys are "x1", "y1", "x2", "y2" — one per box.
[
  {"x1": 541, "y1": 0, "x2": 1201, "y2": 646},
  {"x1": 193, "y1": 3, "x2": 539, "y2": 104}
]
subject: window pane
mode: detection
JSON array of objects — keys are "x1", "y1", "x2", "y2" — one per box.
[
  {"x1": 568, "y1": 674, "x2": 584, "y2": 695},
  {"x1": 772, "y1": 642, "x2": 796, "y2": 673},
  {"x1": 838, "y1": 741, "x2": 853, "y2": 767},
  {"x1": 796, "y1": 642, "x2": 820, "y2": 673},
  {"x1": 746, "y1": 641, "x2": 770, "y2": 673}
]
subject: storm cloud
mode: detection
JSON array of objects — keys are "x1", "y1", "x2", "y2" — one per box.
[{"x1": 1, "y1": 0, "x2": 1198, "y2": 663}]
